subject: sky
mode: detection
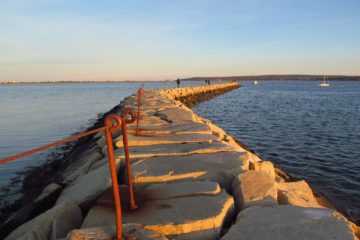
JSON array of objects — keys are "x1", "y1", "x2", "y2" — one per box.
[{"x1": 1, "y1": 0, "x2": 360, "y2": 82}]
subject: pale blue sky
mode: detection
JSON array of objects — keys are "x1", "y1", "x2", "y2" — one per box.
[{"x1": 1, "y1": 0, "x2": 360, "y2": 81}]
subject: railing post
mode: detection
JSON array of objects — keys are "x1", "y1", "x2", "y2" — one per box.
[
  {"x1": 121, "y1": 108, "x2": 138, "y2": 210},
  {"x1": 104, "y1": 114, "x2": 123, "y2": 240}
]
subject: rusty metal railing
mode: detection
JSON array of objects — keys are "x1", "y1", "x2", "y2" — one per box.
[
  {"x1": 120, "y1": 108, "x2": 137, "y2": 210},
  {"x1": 0, "y1": 109, "x2": 138, "y2": 240}
]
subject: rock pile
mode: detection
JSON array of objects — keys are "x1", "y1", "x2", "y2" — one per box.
[{"x1": 4, "y1": 82, "x2": 359, "y2": 240}]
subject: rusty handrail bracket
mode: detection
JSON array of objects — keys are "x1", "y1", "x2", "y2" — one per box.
[
  {"x1": 104, "y1": 114, "x2": 123, "y2": 239},
  {"x1": 121, "y1": 108, "x2": 138, "y2": 210}
]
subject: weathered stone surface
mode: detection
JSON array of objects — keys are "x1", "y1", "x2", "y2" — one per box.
[
  {"x1": 143, "y1": 181, "x2": 221, "y2": 200},
  {"x1": 95, "y1": 129, "x2": 125, "y2": 146},
  {"x1": 5, "y1": 201, "x2": 82, "y2": 240},
  {"x1": 80, "y1": 190, "x2": 114, "y2": 229},
  {"x1": 231, "y1": 170, "x2": 277, "y2": 210},
  {"x1": 155, "y1": 107, "x2": 201, "y2": 123},
  {"x1": 66, "y1": 226, "x2": 115, "y2": 240},
  {"x1": 135, "y1": 116, "x2": 170, "y2": 126},
  {"x1": 83, "y1": 189, "x2": 235, "y2": 240},
  {"x1": 125, "y1": 98, "x2": 177, "y2": 110},
  {"x1": 244, "y1": 151, "x2": 262, "y2": 163},
  {"x1": 122, "y1": 223, "x2": 169, "y2": 240},
  {"x1": 115, "y1": 133, "x2": 218, "y2": 147},
  {"x1": 96, "y1": 136, "x2": 107, "y2": 147},
  {"x1": 66, "y1": 224, "x2": 168, "y2": 240},
  {"x1": 275, "y1": 167, "x2": 293, "y2": 182},
  {"x1": 221, "y1": 206, "x2": 357, "y2": 240},
  {"x1": 0, "y1": 203, "x2": 35, "y2": 239},
  {"x1": 131, "y1": 152, "x2": 249, "y2": 189},
  {"x1": 201, "y1": 120, "x2": 247, "y2": 151},
  {"x1": 251, "y1": 160, "x2": 276, "y2": 179},
  {"x1": 277, "y1": 180, "x2": 323, "y2": 208},
  {"x1": 114, "y1": 141, "x2": 237, "y2": 161},
  {"x1": 56, "y1": 158, "x2": 119, "y2": 208},
  {"x1": 87, "y1": 157, "x2": 108, "y2": 172},
  {"x1": 62, "y1": 151, "x2": 103, "y2": 185},
  {"x1": 127, "y1": 122, "x2": 212, "y2": 135},
  {"x1": 33, "y1": 183, "x2": 62, "y2": 205}
]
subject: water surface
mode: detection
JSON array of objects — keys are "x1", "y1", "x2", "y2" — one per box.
[
  {"x1": 194, "y1": 80, "x2": 360, "y2": 224},
  {"x1": 0, "y1": 81, "x2": 200, "y2": 204}
]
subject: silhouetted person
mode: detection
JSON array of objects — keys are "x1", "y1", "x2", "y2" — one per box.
[{"x1": 176, "y1": 78, "x2": 180, "y2": 88}]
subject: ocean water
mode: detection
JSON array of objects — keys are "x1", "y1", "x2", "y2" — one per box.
[
  {"x1": 0, "y1": 81, "x2": 200, "y2": 204},
  {"x1": 194, "y1": 80, "x2": 360, "y2": 224}
]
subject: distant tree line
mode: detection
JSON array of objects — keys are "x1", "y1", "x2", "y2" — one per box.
[{"x1": 182, "y1": 75, "x2": 360, "y2": 81}]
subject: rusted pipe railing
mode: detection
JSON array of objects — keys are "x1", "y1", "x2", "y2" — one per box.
[
  {"x1": 135, "y1": 85, "x2": 143, "y2": 136},
  {"x1": 0, "y1": 127, "x2": 108, "y2": 165},
  {"x1": 121, "y1": 108, "x2": 137, "y2": 210},
  {"x1": 0, "y1": 112, "x2": 138, "y2": 240},
  {"x1": 104, "y1": 114, "x2": 124, "y2": 240}
]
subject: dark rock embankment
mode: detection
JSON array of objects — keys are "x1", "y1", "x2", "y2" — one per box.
[{"x1": 0, "y1": 104, "x2": 124, "y2": 239}]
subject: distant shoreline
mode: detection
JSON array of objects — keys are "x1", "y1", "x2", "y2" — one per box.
[
  {"x1": 183, "y1": 75, "x2": 360, "y2": 81},
  {"x1": 2, "y1": 75, "x2": 360, "y2": 84},
  {"x1": 0, "y1": 80, "x2": 166, "y2": 85}
]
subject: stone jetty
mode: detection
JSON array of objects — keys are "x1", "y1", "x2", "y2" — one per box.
[{"x1": 4, "y1": 83, "x2": 359, "y2": 240}]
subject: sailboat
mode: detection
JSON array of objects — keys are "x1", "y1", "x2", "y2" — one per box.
[
  {"x1": 319, "y1": 76, "x2": 330, "y2": 87},
  {"x1": 253, "y1": 80, "x2": 259, "y2": 85}
]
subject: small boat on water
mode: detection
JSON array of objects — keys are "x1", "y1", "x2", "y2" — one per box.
[
  {"x1": 253, "y1": 80, "x2": 259, "y2": 85},
  {"x1": 319, "y1": 76, "x2": 330, "y2": 87}
]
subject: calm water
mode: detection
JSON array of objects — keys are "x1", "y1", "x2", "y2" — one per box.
[
  {"x1": 194, "y1": 80, "x2": 360, "y2": 224},
  {"x1": 0, "y1": 81, "x2": 200, "y2": 205}
]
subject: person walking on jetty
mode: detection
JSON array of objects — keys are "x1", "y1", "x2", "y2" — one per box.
[{"x1": 176, "y1": 78, "x2": 181, "y2": 88}]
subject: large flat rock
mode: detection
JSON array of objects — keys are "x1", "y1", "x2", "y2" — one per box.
[
  {"x1": 123, "y1": 101, "x2": 177, "y2": 111},
  {"x1": 127, "y1": 122, "x2": 212, "y2": 135},
  {"x1": 61, "y1": 149, "x2": 103, "y2": 185},
  {"x1": 155, "y1": 107, "x2": 201, "y2": 123},
  {"x1": 276, "y1": 180, "x2": 323, "y2": 208},
  {"x1": 231, "y1": 170, "x2": 277, "y2": 210},
  {"x1": 251, "y1": 160, "x2": 276, "y2": 179},
  {"x1": 82, "y1": 181, "x2": 223, "y2": 229},
  {"x1": 221, "y1": 206, "x2": 357, "y2": 240},
  {"x1": 142, "y1": 181, "x2": 221, "y2": 200},
  {"x1": 33, "y1": 183, "x2": 62, "y2": 205},
  {"x1": 114, "y1": 141, "x2": 237, "y2": 161},
  {"x1": 62, "y1": 151, "x2": 103, "y2": 185},
  {"x1": 82, "y1": 189, "x2": 235, "y2": 240},
  {"x1": 131, "y1": 152, "x2": 249, "y2": 188},
  {"x1": 135, "y1": 116, "x2": 170, "y2": 126},
  {"x1": 5, "y1": 201, "x2": 82, "y2": 240},
  {"x1": 115, "y1": 133, "x2": 219, "y2": 147},
  {"x1": 66, "y1": 224, "x2": 168, "y2": 240},
  {"x1": 56, "y1": 158, "x2": 120, "y2": 209}
]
